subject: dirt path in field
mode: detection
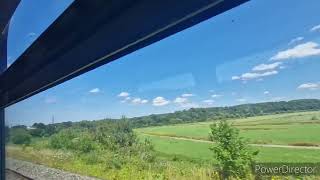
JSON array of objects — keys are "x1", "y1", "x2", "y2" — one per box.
[{"x1": 141, "y1": 133, "x2": 320, "y2": 150}]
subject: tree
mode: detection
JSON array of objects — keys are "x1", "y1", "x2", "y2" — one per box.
[
  {"x1": 94, "y1": 119, "x2": 137, "y2": 151},
  {"x1": 44, "y1": 124, "x2": 57, "y2": 136},
  {"x1": 49, "y1": 129, "x2": 76, "y2": 149},
  {"x1": 209, "y1": 120, "x2": 258, "y2": 179},
  {"x1": 32, "y1": 123, "x2": 46, "y2": 129},
  {"x1": 29, "y1": 128, "x2": 44, "y2": 137},
  {"x1": 10, "y1": 128, "x2": 32, "y2": 145}
]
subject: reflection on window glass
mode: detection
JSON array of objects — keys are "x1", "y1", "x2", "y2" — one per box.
[
  {"x1": 5, "y1": 0, "x2": 320, "y2": 179},
  {"x1": 7, "y1": 0, "x2": 74, "y2": 67}
]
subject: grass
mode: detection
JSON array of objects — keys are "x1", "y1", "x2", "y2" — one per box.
[
  {"x1": 139, "y1": 134, "x2": 320, "y2": 164},
  {"x1": 6, "y1": 145, "x2": 109, "y2": 179},
  {"x1": 136, "y1": 111, "x2": 320, "y2": 146},
  {"x1": 6, "y1": 145, "x2": 220, "y2": 180},
  {"x1": 6, "y1": 111, "x2": 320, "y2": 179}
]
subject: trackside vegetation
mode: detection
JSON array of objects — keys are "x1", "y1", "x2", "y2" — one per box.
[
  {"x1": 5, "y1": 99, "x2": 320, "y2": 179},
  {"x1": 209, "y1": 120, "x2": 259, "y2": 179}
]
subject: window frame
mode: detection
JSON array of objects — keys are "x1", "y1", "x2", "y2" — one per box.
[{"x1": 0, "y1": 0, "x2": 248, "y2": 178}]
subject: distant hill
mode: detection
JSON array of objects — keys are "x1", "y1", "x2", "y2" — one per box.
[
  {"x1": 24, "y1": 99, "x2": 320, "y2": 134},
  {"x1": 128, "y1": 99, "x2": 320, "y2": 128}
]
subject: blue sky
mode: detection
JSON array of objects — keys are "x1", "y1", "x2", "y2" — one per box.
[{"x1": 5, "y1": 0, "x2": 320, "y2": 126}]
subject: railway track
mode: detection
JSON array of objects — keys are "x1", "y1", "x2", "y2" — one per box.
[
  {"x1": 6, "y1": 158, "x2": 100, "y2": 180},
  {"x1": 5, "y1": 169, "x2": 33, "y2": 180}
]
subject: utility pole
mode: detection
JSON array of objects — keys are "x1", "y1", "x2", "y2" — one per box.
[{"x1": 51, "y1": 115, "x2": 54, "y2": 124}]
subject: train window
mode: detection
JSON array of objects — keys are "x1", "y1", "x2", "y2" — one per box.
[{"x1": 5, "y1": 0, "x2": 320, "y2": 179}]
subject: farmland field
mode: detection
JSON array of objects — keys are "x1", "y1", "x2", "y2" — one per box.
[
  {"x1": 138, "y1": 134, "x2": 320, "y2": 163},
  {"x1": 136, "y1": 111, "x2": 320, "y2": 165},
  {"x1": 6, "y1": 110, "x2": 320, "y2": 179},
  {"x1": 137, "y1": 111, "x2": 320, "y2": 146}
]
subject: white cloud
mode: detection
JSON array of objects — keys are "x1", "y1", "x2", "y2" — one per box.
[
  {"x1": 310, "y1": 24, "x2": 320, "y2": 32},
  {"x1": 202, "y1": 99, "x2": 214, "y2": 105},
  {"x1": 288, "y1": 37, "x2": 304, "y2": 45},
  {"x1": 132, "y1": 98, "x2": 142, "y2": 104},
  {"x1": 131, "y1": 98, "x2": 148, "y2": 104},
  {"x1": 45, "y1": 97, "x2": 57, "y2": 104},
  {"x1": 279, "y1": 66, "x2": 286, "y2": 69},
  {"x1": 236, "y1": 98, "x2": 247, "y2": 103},
  {"x1": 232, "y1": 70, "x2": 278, "y2": 81},
  {"x1": 232, "y1": 76, "x2": 240, "y2": 80},
  {"x1": 263, "y1": 91, "x2": 270, "y2": 95},
  {"x1": 173, "y1": 97, "x2": 199, "y2": 108},
  {"x1": 297, "y1": 83, "x2": 320, "y2": 90},
  {"x1": 152, "y1": 97, "x2": 170, "y2": 106},
  {"x1": 181, "y1": 93, "x2": 194, "y2": 97},
  {"x1": 270, "y1": 42, "x2": 320, "y2": 61},
  {"x1": 118, "y1": 92, "x2": 130, "y2": 97},
  {"x1": 120, "y1": 97, "x2": 131, "y2": 103},
  {"x1": 252, "y1": 62, "x2": 282, "y2": 71},
  {"x1": 141, "y1": 99, "x2": 148, "y2": 104},
  {"x1": 89, "y1": 88, "x2": 100, "y2": 93},
  {"x1": 27, "y1": 32, "x2": 36, "y2": 38},
  {"x1": 242, "y1": 71, "x2": 278, "y2": 80},
  {"x1": 211, "y1": 94, "x2": 222, "y2": 98},
  {"x1": 174, "y1": 97, "x2": 188, "y2": 104}
]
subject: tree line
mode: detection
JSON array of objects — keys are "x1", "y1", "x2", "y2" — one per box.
[
  {"x1": 128, "y1": 99, "x2": 320, "y2": 127},
  {"x1": 6, "y1": 99, "x2": 320, "y2": 144}
]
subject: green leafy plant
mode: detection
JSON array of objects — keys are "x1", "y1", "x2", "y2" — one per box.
[
  {"x1": 10, "y1": 128, "x2": 32, "y2": 145},
  {"x1": 209, "y1": 120, "x2": 258, "y2": 179}
]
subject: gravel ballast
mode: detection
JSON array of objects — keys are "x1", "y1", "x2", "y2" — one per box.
[{"x1": 6, "y1": 158, "x2": 101, "y2": 180}]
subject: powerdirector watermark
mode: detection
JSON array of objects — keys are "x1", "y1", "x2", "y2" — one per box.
[{"x1": 252, "y1": 163, "x2": 320, "y2": 176}]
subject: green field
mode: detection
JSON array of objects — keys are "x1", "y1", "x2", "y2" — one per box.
[
  {"x1": 136, "y1": 111, "x2": 320, "y2": 164},
  {"x1": 6, "y1": 111, "x2": 320, "y2": 179},
  {"x1": 137, "y1": 111, "x2": 320, "y2": 146},
  {"x1": 139, "y1": 134, "x2": 320, "y2": 163}
]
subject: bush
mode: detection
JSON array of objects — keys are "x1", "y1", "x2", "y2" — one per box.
[
  {"x1": 49, "y1": 129, "x2": 76, "y2": 149},
  {"x1": 72, "y1": 133, "x2": 97, "y2": 153},
  {"x1": 49, "y1": 129, "x2": 97, "y2": 153},
  {"x1": 29, "y1": 128, "x2": 44, "y2": 137},
  {"x1": 81, "y1": 151, "x2": 104, "y2": 164},
  {"x1": 209, "y1": 120, "x2": 258, "y2": 179},
  {"x1": 94, "y1": 119, "x2": 138, "y2": 151},
  {"x1": 10, "y1": 128, "x2": 32, "y2": 145},
  {"x1": 311, "y1": 116, "x2": 318, "y2": 120},
  {"x1": 135, "y1": 138, "x2": 155, "y2": 162}
]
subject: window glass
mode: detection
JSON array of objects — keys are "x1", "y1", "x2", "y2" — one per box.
[{"x1": 6, "y1": 0, "x2": 74, "y2": 67}]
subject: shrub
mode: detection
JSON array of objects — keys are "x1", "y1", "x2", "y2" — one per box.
[
  {"x1": 81, "y1": 151, "x2": 104, "y2": 164},
  {"x1": 209, "y1": 120, "x2": 258, "y2": 179},
  {"x1": 49, "y1": 129, "x2": 98, "y2": 154},
  {"x1": 94, "y1": 119, "x2": 138, "y2": 151},
  {"x1": 10, "y1": 128, "x2": 32, "y2": 145},
  {"x1": 29, "y1": 128, "x2": 44, "y2": 137},
  {"x1": 49, "y1": 129, "x2": 76, "y2": 149},
  {"x1": 72, "y1": 133, "x2": 97, "y2": 153}
]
